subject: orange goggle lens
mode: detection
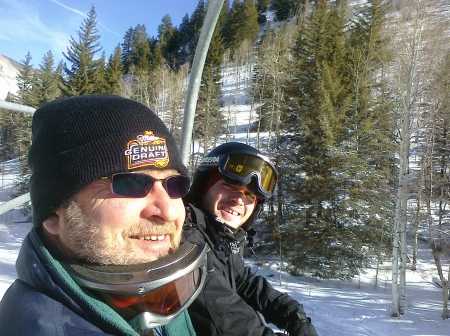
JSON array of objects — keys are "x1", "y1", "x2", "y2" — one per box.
[{"x1": 103, "y1": 268, "x2": 202, "y2": 316}]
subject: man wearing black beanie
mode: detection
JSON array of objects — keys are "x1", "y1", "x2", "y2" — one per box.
[{"x1": 0, "y1": 94, "x2": 206, "y2": 336}]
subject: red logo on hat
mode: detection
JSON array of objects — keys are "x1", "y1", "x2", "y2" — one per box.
[{"x1": 124, "y1": 131, "x2": 170, "y2": 169}]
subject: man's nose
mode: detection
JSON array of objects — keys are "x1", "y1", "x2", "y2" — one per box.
[
  {"x1": 141, "y1": 181, "x2": 179, "y2": 223},
  {"x1": 229, "y1": 189, "x2": 246, "y2": 204}
]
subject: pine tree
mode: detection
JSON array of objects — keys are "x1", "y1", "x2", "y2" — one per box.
[
  {"x1": 150, "y1": 42, "x2": 165, "y2": 71},
  {"x1": 15, "y1": 52, "x2": 36, "y2": 107},
  {"x1": 61, "y1": 5, "x2": 105, "y2": 96},
  {"x1": 178, "y1": 14, "x2": 192, "y2": 64},
  {"x1": 157, "y1": 14, "x2": 180, "y2": 69},
  {"x1": 223, "y1": 0, "x2": 260, "y2": 53},
  {"x1": 123, "y1": 24, "x2": 152, "y2": 75},
  {"x1": 279, "y1": 0, "x2": 394, "y2": 279},
  {"x1": 343, "y1": 0, "x2": 395, "y2": 272},
  {"x1": 187, "y1": 0, "x2": 207, "y2": 61},
  {"x1": 256, "y1": 0, "x2": 271, "y2": 14},
  {"x1": 0, "y1": 103, "x2": 32, "y2": 194},
  {"x1": 272, "y1": 0, "x2": 306, "y2": 21},
  {"x1": 121, "y1": 27, "x2": 135, "y2": 73},
  {"x1": 106, "y1": 45, "x2": 124, "y2": 94},
  {"x1": 93, "y1": 51, "x2": 109, "y2": 93},
  {"x1": 282, "y1": 0, "x2": 353, "y2": 278},
  {"x1": 32, "y1": 51, "x2": 61, "y2": 106}
]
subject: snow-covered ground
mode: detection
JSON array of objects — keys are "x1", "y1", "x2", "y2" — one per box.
[
  {"x1": 1, "y1": 180, "x2": 448, "y2": 335},
  {"x1": 1, "y1": 63, "x2": 450, "y2": 335}
]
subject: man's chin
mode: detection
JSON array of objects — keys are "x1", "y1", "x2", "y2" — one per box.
[{"x1": 217, "y1": 217, "x2": 241, "y2": 230}]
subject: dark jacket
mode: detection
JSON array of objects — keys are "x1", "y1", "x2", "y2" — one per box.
[
  {"x1": 0, "y1": 228, "x2": 196, "y2": 336},
  {"x1": 182, "y1": 203, "x2": 318, "y2": 336}
]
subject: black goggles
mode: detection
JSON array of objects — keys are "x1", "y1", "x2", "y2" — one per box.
[
  {"x1": 102, "y1": 173, "x2": 190, "y2": 199},
  {"x1": 202, "y1": 152, "x2": 277, "y2": 199},
  {"x1": 62, "y1": 242, "x2": 207, "y2": 331}
]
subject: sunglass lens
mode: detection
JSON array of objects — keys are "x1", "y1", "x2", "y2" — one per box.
[
  {"x1": 166, "y1": 175, "x2": 190, "y2": 198},
  {"x1": 112, "y1": 173, "x2": 154, "y2": 198}
]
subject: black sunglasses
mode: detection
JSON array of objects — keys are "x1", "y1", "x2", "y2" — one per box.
[{"x1": 102, "y1": 173, "x2": 190, "y2": 199}]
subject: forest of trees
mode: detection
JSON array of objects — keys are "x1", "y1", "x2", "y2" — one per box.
[{"x1": 2, "y1": 0, "x2": 450, "y2": 318}]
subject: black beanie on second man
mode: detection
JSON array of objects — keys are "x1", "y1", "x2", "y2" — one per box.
[{"x1": 28, "y1": 94, "x2": 188, "y2": 227}]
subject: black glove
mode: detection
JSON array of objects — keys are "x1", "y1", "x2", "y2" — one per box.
[{"x1": 286, "y1": 317, "x2": 318, "y2": 336}]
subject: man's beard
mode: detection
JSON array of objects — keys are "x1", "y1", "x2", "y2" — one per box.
[{"x1": 59, "y1": 200, "x2": 181, "y2": 265}]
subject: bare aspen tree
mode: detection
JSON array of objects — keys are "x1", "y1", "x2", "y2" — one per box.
[
  {"x1": 388, "y1": 0, "x2": 447, "y2": 316},
  {"x1": 420, "y1": 47, "x2": 450, "y2": 317},
  {"x1": 252, "y1": 21, "x2": 297, "y2": 149},
  {"x1": 167, "y1": 65, "x2": 190, "y2": 138}
]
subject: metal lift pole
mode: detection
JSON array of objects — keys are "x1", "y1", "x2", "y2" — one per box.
[{"x1": 179, "y1": 0, "x2": 225, "y2": 166}]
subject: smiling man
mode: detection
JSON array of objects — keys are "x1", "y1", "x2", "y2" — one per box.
[
  {"x1": 0, "y1": 94, "x2": 206, "y2": 336},
  {"x1": 182, "y1": 142, "x2": 318, "y2": 336}
]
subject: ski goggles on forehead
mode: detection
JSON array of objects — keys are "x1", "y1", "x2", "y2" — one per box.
[
  {"x1": 62, "y1": 242, "x2": 207, "y2": 331},
  {"x1": 101, "y1": 172, "x2": 190, "y2": 199},
  {"x1": 202, "y1": 152, "x2": 277, "y2": 199}
]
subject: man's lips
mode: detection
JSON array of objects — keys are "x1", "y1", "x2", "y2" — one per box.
[
  {"x1": 129, "y1": 234, "x2": 172, "y2": 256},
  {"x1": 130, "y1": 234, "x2": 166, "y2": 241},
  {"x1": 220, "y1": 206, "x2": 240, "y2": 217}
]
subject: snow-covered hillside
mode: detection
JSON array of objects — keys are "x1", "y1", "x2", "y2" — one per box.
[{"x1": 0, "y1": 54, "x2": 20, "y2": 100}]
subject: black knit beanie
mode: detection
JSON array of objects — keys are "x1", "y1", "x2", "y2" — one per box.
[{"x1": 28, "y1": 94, "x2": 188, "y2": 227}]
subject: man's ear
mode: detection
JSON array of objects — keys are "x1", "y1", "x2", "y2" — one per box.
[{"x1": 42, "y1": 213, "x2": 61, "y2": 236}]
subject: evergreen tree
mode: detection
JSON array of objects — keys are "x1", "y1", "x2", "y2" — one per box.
[
  {"x1": 157, "y1": 14, "x2": 180, "y2": 68},
  {"x1": 343, "y1": 0, "x2": 395, "y2": 271},
  {"x1": 61, "y1": 6, "x2": 105, "y2": 96},
  {"x1": 282, "y1": 0, "x2": 352, "y2": 278},
  {"x1": 93, "y1": 51, "x2": 109, "y2": 93},
  {"x1": 150, "y1": 42, "x2": 165, "y2": 71},
  {"x1": 272, "y1": 0, "x2": 306, "y2": 21},
  {"x1": 223, "y1": 0, "x2": 260, "y2": 53},
  {"x1": 256, "y1": 0, "x2": 271, "y2": 14},
  {"x1": 33, "y1": 51, "x2": 61, "y2": 106},
  {"x1": 178, "y1": 14, "x2": 192, "y2": 64},
  {"x1": 279, "y1": 0, "x2": 394, "y2": 279},
  {"x1": 0, "y1": 102, "x2": 32, "y2": 195},
  {"x1": 123, "y1": 24, "x2": 152, "y2": 75},
  {"x1": 0, "y1": 109, "x2": 18, "y2": 161},
  {"x1": 187, "y1": 0, "x2": 207, "y2": 61},
  {"x1": 15, "y1": 52, "x2": 36, "y2": 107},
  {"x1": 121, "y1": 27, "x2": 135, "y2": 72},
  {"x1": 106, "y1": 45, "x2": 124, "y2": 94},
  {"x1": 15, "y1": 110, "x2": 33, "y2": 195}
]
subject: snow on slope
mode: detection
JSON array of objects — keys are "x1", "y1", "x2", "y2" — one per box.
[{"x1": 0, "y1": 55, "x2": 20, "y2": 100}]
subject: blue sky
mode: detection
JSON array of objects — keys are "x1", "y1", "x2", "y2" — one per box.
[{"x1": 0, "y1": 0, "x2": 200, "y2": 65}]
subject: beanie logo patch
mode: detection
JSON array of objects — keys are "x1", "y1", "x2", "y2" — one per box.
[{"x1": 124, "y1": 131, "x2": 170, "y2": 169}]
